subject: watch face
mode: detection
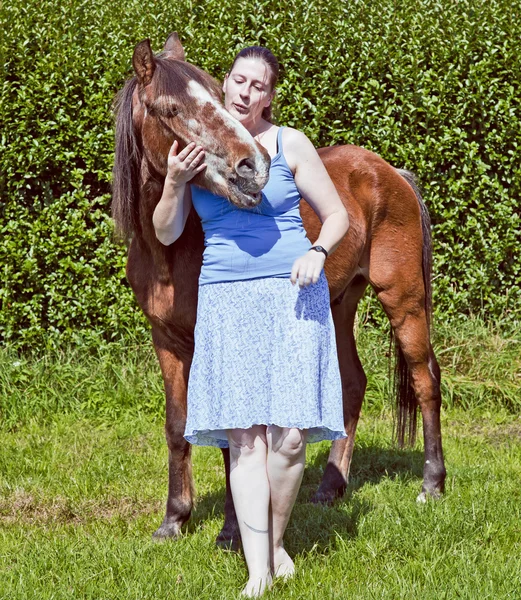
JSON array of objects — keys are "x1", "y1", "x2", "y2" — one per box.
[{"x1": 311, "y1": 245, "x2": 328, "y2": 258}]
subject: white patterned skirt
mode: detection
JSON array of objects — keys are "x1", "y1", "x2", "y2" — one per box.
[{"x1": 184, "y1": 273, "x2": 346, "y2": 448}]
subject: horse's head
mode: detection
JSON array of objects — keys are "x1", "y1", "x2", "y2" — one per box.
[{"x1": 131, "y1": 33, "x2": 270, "y2": 208}]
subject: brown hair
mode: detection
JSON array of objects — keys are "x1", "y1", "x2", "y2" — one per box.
[{"x1": 228, "y1": 46, "x2": 280, "y2": 122}]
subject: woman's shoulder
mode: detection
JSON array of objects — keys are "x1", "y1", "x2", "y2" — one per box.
[
  {"x1": 280, "y1": 127, "x2": 317, "y2": 171},
  {"x1": 280, "y1": 126, "x2": 312, "y2": 147}
]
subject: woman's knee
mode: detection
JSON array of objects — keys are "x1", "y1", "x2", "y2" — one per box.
[
  {"x1": 227, "y1": 426, "x2": 267, "y2": 460},
  {"x1": 268, "y1": 426, "x2": 306, "y2": 460}
]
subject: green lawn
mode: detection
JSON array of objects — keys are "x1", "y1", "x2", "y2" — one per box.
[
  {"x1": 1, "y1": 408, "x2": 521, "y2": 599},
  {"x1": 1, "y1": 321, "x2": 520, "y2": 598}
]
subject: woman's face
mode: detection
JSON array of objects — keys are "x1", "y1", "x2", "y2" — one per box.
[{"x1": 223, "y1": 57, "x2": 274, "y2": 131}]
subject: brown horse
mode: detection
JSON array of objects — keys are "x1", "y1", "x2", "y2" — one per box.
[{"x1": 113, "y1": 33, "x2": 446, "y2": 544}]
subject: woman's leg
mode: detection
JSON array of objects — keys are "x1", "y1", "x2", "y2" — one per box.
[
  {"x1": 227, "y1": 426, "x2": 272, "y2": 597},
  {"x1": 266, "y1": 426, "x2": 307, "y2": 578}
]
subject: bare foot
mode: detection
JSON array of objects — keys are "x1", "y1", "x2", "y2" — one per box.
[
  {"x1": 240, "y1": 572, "x2": 273, "y2": 598},
  {"x1": 272, "y1": 547, "x2": 295, "y2": 579}
]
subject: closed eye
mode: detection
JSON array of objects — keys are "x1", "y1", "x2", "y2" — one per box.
[
  {"x1": 162, "y1": 107, "x2": 179, "y2": 119},
  {"x1": 147, "y1": 103, "x2": 179, "y2": 119}
]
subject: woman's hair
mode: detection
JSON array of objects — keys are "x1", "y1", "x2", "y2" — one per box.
[{"x1": 228, "y1": 46, "x2": 280, "y2": 122}]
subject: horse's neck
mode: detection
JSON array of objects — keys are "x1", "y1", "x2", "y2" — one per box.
[
  {"x1": 137, "y1": 176, "x2": 203, "y2": 283},
  {"x1": 139, "y1": 174, "x2": 163, "y2": 240}
]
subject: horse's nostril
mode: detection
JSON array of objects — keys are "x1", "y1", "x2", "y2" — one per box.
[{"x1": 235, "y1": 158, "x2": 256, "y2": 179}]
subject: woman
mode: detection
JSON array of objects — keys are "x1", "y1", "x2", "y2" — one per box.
[{"x1": 153, "y1": 47, "x2": 349, "y2": 597}]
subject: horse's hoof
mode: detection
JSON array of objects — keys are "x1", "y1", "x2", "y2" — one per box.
[
  {"x1": 215, "y1": 529, "x2": 241, "y2": 552},
  {"x1": 310, "y1": 488, "x2": 340, "y2": 506},
  {"x1": 416, "y1": 488, "x2": 442, "y2": 504},
  {"x1": 152, "y1": 521, "x2": 182, "y2": 540}
]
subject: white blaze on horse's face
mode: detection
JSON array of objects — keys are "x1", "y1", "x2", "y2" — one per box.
[{"x1": 186, "y1": 80, "x2": 270, "y2": 207}]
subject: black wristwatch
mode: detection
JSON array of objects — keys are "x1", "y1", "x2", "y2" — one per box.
[{"x1": 309, "y1": 245, "x2": 329, "y2": 259}]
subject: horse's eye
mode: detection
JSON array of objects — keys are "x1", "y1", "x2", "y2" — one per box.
[
  {"x1": 147, "y1": 105, "x2": 157, "y2": 117},
  {"x1": 163, "y1": 107, "x2": 179, "y2": 119}
]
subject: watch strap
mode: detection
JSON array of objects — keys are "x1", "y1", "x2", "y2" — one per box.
[{"x1": 309, "y1": 245, "x2": 329, "y2": 259}]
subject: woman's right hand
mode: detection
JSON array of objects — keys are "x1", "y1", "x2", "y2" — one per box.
[{"x1": 167, "y1": 140, "x2": 206, "y2": 185}]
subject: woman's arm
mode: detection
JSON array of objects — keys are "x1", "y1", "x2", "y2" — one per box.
[
  {"x1": 284, "y1": 128, "x2": 350, "y2": 286},
  {"x1": 153, "y1": 141, "x2": 206, "y2": 246}
]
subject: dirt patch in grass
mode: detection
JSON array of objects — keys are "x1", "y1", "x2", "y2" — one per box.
[
  {"x1": 485, "y1": 423, "x2": 521, "y2": 447},
  {"x1": 447, "y1": 417, "x2": 521, "y2": 446},
  {"x1": 0, "y1": 489, "x2": 163, "y2": 526}
]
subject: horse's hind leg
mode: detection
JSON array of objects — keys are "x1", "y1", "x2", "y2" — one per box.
[
  {"x1": 151, "y1": 328, "x2": 194, "y2": 538},
  {"x1": 373, "y1": 267, "x2": 446, "y2": 499},
  {"x1": 216, "y1": 449, "x2": 241, "y2": 550},
  {"x1": 312, "y1": 278, "x2": 368, "y2": 503}
]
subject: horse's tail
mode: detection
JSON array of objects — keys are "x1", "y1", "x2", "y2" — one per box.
[
  {"x1": 112, "y1": 77, "x2": 142, "y2": 241},
  {"x1": 392, "y1": 169, "x2": 433, "y2": 447}
]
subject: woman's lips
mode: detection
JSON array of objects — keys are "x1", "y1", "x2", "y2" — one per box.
[{"x1": 233, "y1": 103, "x2": 249, "y2": 114}]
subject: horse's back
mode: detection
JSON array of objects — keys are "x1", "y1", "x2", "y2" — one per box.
[
  {"x1": 319, "y1": 145, "x2": 421, "y2": 222},
  {"x1": 305, "y1": 144, "x2": 425, "y2": 296}
]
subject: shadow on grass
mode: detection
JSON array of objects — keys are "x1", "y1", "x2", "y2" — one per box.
[
  {"x1": 304, "y1": 443, "x2": 425, "y2": 500},
  {"x1": 187, "y1": 444, "x2": 424, "y2": 555},
  {"x1": 288, "y1": 494, "x2": 372, "y2": 556},
  {"x1": 188, "y1": 489, "x2": 227, "y2": 530},
  {"x1": 288, "y1": 444, "x2": 424, "y2": 554}
]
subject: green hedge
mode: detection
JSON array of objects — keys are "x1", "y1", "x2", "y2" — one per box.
[{"x1": 1, "y1": 0, "x2": 520, "y2": 347}]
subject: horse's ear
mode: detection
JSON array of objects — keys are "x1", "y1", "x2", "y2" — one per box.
[
  {"x1": 133, "y1": 39, "x2": 156, "y2": 86},
  {"x1": 163, "y1": 32, "x2": 185, "y2": 61}
]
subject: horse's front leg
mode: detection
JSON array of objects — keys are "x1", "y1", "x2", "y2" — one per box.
[{"x1": 152, "y1": 328, "x2": 194, "y2": 539}]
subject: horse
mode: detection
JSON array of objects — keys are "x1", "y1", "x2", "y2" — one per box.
[{"x1": 112, "y1": 32, "x2": 446, "y2": 545}]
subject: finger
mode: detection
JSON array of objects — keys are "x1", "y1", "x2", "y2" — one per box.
[
  {"x1": 300, "y1": 264, "x2": 314, "y2": 287},
  {"x1": 177, "y1": 142, "x2": 196, "y2": 160},
  {"x1": 297, "y1": 265, "x2": 306, "y2": 288},
  {"x1": 186, "y1": 146, "x2": 204, "y2": 164},
  {"x1": 290, "y1": 260, "x2": 300, "y2": 285},
  {"x1": 311, "y1": 266, "x2": 322, "y2": 284},
  {"x1": 295, "y1": 261, "x2": 306, "y2": 287},
  {"x1": 169, "y1": 139, "x2": 179, "y2": 157},
  {"x1": 194, "y1": 162, "x2": 207, "y2": 173},
  {"x1": 189, "y1": 149, "x2": 205, "y2": 167},
  {"x1": 309, "y1": 258, "x2": 323, "y2": 284},
  {"x1": 309, "y1": 264, "x2": 319, "y2": 284}
]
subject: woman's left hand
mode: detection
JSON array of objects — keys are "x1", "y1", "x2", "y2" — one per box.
[{"x1": 290, "y1": 250, "x2": 326, "y2": 287}]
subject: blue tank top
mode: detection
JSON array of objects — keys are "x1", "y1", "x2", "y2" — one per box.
[{"x1": 191, "y1": 127, "x2": 311, "y2": 285}]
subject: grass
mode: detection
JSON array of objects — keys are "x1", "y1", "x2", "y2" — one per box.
[
  {"x1": 0, "y1": 318, "x2": 520, "y2": 598},
  {"x1": 1, "y1": 317, "x2": 520, "y2": 430},
  {"x1": 1, "y1": 411, "x2": 521, "y2": 599}
]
